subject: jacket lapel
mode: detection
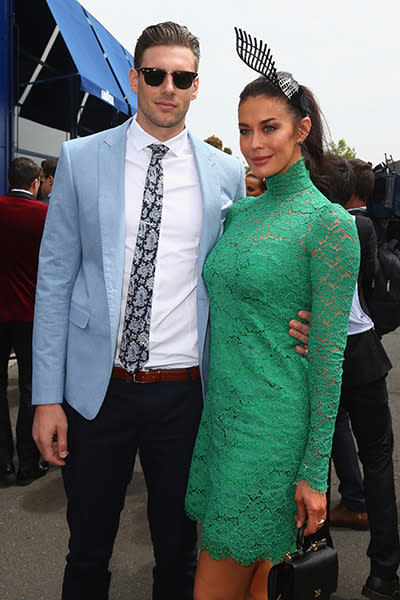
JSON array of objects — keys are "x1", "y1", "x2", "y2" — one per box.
[
  {"x1": 98, "y1": 119, "x2": 131, "y2": 348},
  {"x1": 189, "y1": 133, "x2": 222, "y2": 272}
]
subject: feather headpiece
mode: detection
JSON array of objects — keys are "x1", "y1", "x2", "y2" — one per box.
[{"x1": 234, "y1": 27, "x2": 300, "y2": 102}]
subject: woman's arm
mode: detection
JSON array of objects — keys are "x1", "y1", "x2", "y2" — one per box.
[{"x1": 296, "y1": 205, "x2": 360, "y2": 495}]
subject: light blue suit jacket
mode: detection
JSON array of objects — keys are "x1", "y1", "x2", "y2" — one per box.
[{"x1": 32, "y1": 119, "x2": 245, "y2": 419}]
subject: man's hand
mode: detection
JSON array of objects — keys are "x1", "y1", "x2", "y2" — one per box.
[
  {"x1": 289, "y1": 310, "x2": 311, "y2": 356},
  {"x1": 32, "y1": 404, "x2": 69, "y2": 466},
  {"x1": 294, "y1": 479, "x2": 326, "y2": 536}
]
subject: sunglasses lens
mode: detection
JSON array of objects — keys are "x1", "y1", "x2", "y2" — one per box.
[
  {"x1": 142, "y1": 69, "x2": 166, "y2": 86},
  {"x1": 140, "y1": 69, "x2": 196, "y2": 89},
  {"x1": 172, "y1": 72, "x2": 195, "y2": 89}
]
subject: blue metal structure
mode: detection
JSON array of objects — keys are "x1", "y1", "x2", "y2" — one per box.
[
  {"x1": 45, "y1": 0, "x2": 136, "y2": 115},
  {"x1": 0, "y1": 0, "x2": 14, "y2": 193},
  {"x1": 1, "y1": 0, "x2": 137, "y2": 193}
]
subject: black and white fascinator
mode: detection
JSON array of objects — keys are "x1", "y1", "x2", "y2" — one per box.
[{"x1": 234, "y1": 27, "x2": 310, "y2": 115}]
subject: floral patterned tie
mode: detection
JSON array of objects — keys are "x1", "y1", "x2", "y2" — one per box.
[{"x1": 119, "y1": 143, "x2": 169, "y2": 372}]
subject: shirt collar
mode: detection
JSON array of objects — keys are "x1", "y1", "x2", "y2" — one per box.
[
  {"x1": 10, "y1": 188, "x2": 35, "y2": 198},
  {"x1": 128, "y1": 116, "x2": 189, "y2": 158}
]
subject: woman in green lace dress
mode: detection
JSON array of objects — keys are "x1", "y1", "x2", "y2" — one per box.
[{"x1": 185, "y1": 32, "x2": 360, "y2": 600}]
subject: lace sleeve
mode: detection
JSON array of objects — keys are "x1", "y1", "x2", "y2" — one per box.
[{"x1": 296, "y1": 205, "x2": 360, "y2": 491}]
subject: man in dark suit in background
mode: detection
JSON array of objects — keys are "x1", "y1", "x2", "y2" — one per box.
[
  {"x1": 0, "y1": 157, "x2": 48, "y2": 486},
  {"x1": 39, "y1": 157, "x2": 58, "y2": 204},
  {"x1": 326, "y1": 156, "x2": 400, "y2": 600}
]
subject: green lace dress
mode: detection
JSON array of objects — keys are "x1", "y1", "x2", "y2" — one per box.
[{"x1": 185, "y1": 159, "x2": 360, "y2": 565}]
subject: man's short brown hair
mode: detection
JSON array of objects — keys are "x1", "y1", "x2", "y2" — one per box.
[
  {"x1": 8, "y1": 157, "x2": 40, "y2": 190},
  {"x1": 41, "y1": 157, "x2": 58, "y2": 178},
  {"x1": 348, "y1": 159, "x2": 375, "y2": 202},
  {"x1": 134, "y1": 22, "x2": 200, "y2": 71}
]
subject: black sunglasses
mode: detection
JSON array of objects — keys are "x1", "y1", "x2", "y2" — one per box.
[{"x1": 136, "y1": 68, "x2": 198, "y2": 89}]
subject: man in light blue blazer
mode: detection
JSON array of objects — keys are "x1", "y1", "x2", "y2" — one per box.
[{"x1": 32, "y1": 21, "x2": 309, "y2": 600}]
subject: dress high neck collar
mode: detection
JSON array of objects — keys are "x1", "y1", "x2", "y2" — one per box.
[{"x1": 265, "y1": 158, "x2": 311, "y2": 196}]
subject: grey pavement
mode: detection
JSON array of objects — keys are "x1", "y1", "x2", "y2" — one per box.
[{"x1": 1, "y1": 331, "x2": 400, "y2": 599}]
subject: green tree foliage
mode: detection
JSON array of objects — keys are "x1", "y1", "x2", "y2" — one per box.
[
  {"x1": 204, "y1": 135, "x2": 223, "y2": 150},
  {"x1": 328, "y1": 139, "x2": 357, "y2": 159},
  {"x1": 204, "y1": 135, "x2": 232, "y2": 155}
]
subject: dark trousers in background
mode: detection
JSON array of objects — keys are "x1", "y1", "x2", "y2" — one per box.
[
  {"x1": 341, "y1": 376, "x2": 400, "y2": 580},
  {"x1": 61, "y1": 376, "x2": 203, "y2": 600},
  {"x1": 332, "y1": 405, "x2": 366, "y2": 513},
  {"x1": 0, "y1": 321, "x2": 40, "y2": 469}
]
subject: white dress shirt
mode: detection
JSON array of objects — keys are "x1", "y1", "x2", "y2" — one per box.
[
  {"x1": 348, "y1": 283, "x2": 374, "y2": 336},
  {"x1": 348, "y1": 214, "x2": 374, "y2": 336},
  {"x1": 114, "y1": 118, "x2": 203, "y2": 369}
]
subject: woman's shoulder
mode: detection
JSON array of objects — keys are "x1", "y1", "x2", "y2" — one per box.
[
  {"x1": 316, "y1": 197, "x2": 356, "y2": 229},
  {"x1": 303, "y1": 186, "x2": 356, "y2": 229},
  {"x1": 306, "y1": 200, "x2": 359, "y2": 259}
]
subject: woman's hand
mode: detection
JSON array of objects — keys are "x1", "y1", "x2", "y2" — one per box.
[{"x1": 294, "y1": 479, "x2": 326, "y2": 536}]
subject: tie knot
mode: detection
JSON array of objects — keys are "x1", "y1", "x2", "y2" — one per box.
[{"x1": 148, "y1": 143, "x2": 169, "y2": 161}]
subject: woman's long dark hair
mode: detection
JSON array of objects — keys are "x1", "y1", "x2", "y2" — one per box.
[{"x1": 239, "y1": 76, "x2": 330, "y2": 196}]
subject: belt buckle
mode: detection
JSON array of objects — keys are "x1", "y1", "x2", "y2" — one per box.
[
  {"x1": 132, "y1": 370, "x2": 153, "y2": 383},
  {"x1": 132, "y1": 371, "x2": 144, "y2": 383}
]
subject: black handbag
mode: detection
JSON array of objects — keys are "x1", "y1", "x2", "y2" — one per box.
[{"x1": 268, "y1": 523, "x2": 338, "y2": 600}]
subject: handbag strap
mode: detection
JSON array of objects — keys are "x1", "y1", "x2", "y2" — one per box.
[
  {"x1": 295, "y1": 522, "x2": 307, "y2": 551},
  {"x1": 293, "y1": 521, "x2": 328, "y2": 557}
]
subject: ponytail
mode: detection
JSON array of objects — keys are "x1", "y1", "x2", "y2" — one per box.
[{"x1": 299, "y1": 86, "x2": 329, "y2": 196}]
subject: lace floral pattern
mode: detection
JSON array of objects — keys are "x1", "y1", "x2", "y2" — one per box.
[{"x1": 185, "y1": 159, "x2": 359, "y2": 564}]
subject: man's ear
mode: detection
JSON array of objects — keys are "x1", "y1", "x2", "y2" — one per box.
[
  {"x1": 191, "y1": 76, "x2": 199, "y2": 101},
  {"x1": 30, "y1": 178, "x2": 40, "y2": 198},
  {"x1": 129, "y1": 68, "x2": 139, "y2": 94}
]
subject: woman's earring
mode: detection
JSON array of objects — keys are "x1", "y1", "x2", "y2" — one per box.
[{"x1": 299, "y1": 141, "x2": 303, "y2": 147}]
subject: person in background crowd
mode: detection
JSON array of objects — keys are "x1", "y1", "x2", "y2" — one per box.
[
  {"x1": 31, "y1": 22, "x2": 310, "y2": 600},
  {"x1": 345, "y1": 158, "x2": 373, "y2": 211},
  {"x1": 0, "y1": 157, "x2": 48, "y2": 487},
  {"x1": 330, "y1": 156, "x2": 371, "y2": 531},
  {"x1": 326, "y1": 155, "x2": 400, "y2": 600},
  {"x1": 245, "y1": 171, "x2": 266, "y2": 197},
  {"x1": 39, "y1": 157, "x2": 58, "y2": 204}
]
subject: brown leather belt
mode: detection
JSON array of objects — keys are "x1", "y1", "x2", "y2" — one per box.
[{"x1": 112, "y1": 365, "x2": 200, "y2": 383}]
